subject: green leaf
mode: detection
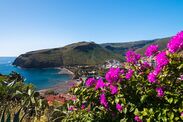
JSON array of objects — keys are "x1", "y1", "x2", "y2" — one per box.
[
  {"x1": 28, "y1": 89, "x2": 32, "y2": 96},
  {"x1": 120, "y1": 118, "x2": 128, "y2": 122},
  {"x1": 31, "y1": 97, "x2": 36, "y2": 104},
  {"x1": 140, "y1": 95, "x2": 148, "y2": 103},
  {"x1": 177, "y1": 64, "x2": 183, "y2": 69},
  {"x1": 163, "y1": 109, "x2": 167, "y2": 115},
  {"x1": 149, "y1": 108, "x2": 154, "y2": 115},
  {"x1": 129, "y1": 104, "x2": 135, "y2": 112},
  {"x1": 74, "y1": 88, "x2": 79, "y2": 94},
  {"x1": 1, "y1": 107, "x2": 6, "y2": 122},
  {"x1": 121, "y1": 98, "x2": 126, "y2": 104},
  {"x1": 15, "y1": 90, "x2": 22, "y2": 95},
  {"x1": 162, "y1": 116, "x2": 167, "y2": 122},
  {"x1": 175, "y1": 117, "x2": 179, "y2": 121},
  {"x1": 169, "y1": 112, "x2": 174, "y2": 120},
  {"x1": 5, "y1": 112, "x2": 10, "y2": 122},
  {"x1": 147, "y1": 89, "x2": 154, "y2": 94},
  {"x1": 146, "y1": 118, "x2": 151, "y2": 122},
  {"x1": 134, "y1": 108, "x2": 139, "y2": 115},
  {"x1": 173, "y1": 109, "x2": 177, "y2": 112},
  {"x1": 115, "y1": 97, "x2": 119, "y2": 103},
  {"x1": 142, "y1": 108, "x2": 148, "y2": 116},
  {"x1": 123, "y1": 107, "x2": 127, "y2": 114},
  {"x1": 174, "y1": 98, "x2": 178, "y2": 104},
  {"x1": 168, "y1": 98, "x2": 173, "y2": 104}
]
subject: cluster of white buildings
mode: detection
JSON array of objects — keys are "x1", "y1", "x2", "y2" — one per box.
[{"x1": 103, "y1": 59, "x2": 121, "y2": 69}]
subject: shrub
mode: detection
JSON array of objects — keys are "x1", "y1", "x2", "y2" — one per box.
[
  {"x1": 0, "y1": 72, "x2": 48, "y2": 122},
  {"x1": 62, "y1": 31, "x2": 183, "y2": 122}
]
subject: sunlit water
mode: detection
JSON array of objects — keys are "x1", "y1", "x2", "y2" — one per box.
[{"x1": 0, "y1": 57, "x2": 72, "y2": 90}]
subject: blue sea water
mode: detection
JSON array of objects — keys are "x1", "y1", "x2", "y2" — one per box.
[{"x1": 0, "y1": 57, "x2": 72, "y2": 90}]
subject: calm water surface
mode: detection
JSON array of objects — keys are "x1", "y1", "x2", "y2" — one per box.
[{"x1": 0, "y1": 57, "x2": 72, "y2": 90}]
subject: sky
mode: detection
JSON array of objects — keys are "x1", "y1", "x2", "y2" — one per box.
[{"x1": 0, "y1": 0, "x2": 183, "y2": 56}]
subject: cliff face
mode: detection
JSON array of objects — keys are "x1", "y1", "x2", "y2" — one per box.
[{"x1": 13, "y1": 42, "x2": 122, "y2": 68}]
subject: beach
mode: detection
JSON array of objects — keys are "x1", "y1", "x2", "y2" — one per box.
[
  {"x1": 39, "y1": 67, "x2": 77, "y2": 95},
  {"x1": 57, "y1": 67, "x2": 74, "y2": 75},
  {"x1": 39, "y1": 79, "x2": 77, "y2": 94}
]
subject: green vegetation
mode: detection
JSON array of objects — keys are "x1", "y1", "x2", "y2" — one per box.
[
  {"x1": 13, "y1": 37, "x2": 171, "y2": 69},
  {"x1": 135, "y1": 37, "x2": 171, "y2": 55},
  {"x1": 59, "y1": 50, "x2": 183, "y2": 122},
  {"x1": 13, "y1": 42, "x2": 122, "y2": 68},
  {"x1": 2, "y1": 34, "x2": 183, "y2": 122},
  {"x1": 102, "y1": 37, "x2": 170, "y2": 56},
  {"x1": 0, "y1": 72, "x2": 48, "y2": 122},
  {"x1": 49, "y1": 33, "x2": 183, "y2": 121}
]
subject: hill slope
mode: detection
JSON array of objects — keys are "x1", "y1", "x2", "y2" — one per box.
[
  {"x1": 101, "y1": 37, "x2": 171, "y2": 56},
  {"x1": 135, "y1": 37, "x2": 171, "y2": 55},
  {"x1": 13, "y1": 42, "x2": 122, "y2": 68},
  {"x1": 13, "y1": 37, "x2": 171, "y2": 68},
  {"x1": 101, "y1": 40, "x2": 155, "y2": 56}
]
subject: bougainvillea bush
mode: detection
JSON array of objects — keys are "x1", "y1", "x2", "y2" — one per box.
[{"x1": 61, "y1": 31, "x2": 183, "y2": 122}]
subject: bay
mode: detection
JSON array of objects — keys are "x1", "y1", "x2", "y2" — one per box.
[{"x1": 0, "y1": 57, "x2": 72, "y2": 90}]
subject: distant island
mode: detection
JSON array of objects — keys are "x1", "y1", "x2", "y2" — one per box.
[{"x1": 13, "y1": 37, "x2": 170, "y2": 68}]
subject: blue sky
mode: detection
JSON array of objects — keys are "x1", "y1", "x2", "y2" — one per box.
[{"x1": 0, "y1": 0, "x2": 183, "y2": 56}]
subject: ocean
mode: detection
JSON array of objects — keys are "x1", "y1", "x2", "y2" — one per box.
[{"x1": 0, "y1": 57, "x2": 72, "y2": 90}]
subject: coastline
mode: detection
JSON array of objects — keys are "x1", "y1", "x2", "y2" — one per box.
[
  {"x1": 57, "y1": 67, "x2": 75, "y2": 78},
  {"x1": 39, "y1": 79, "x2": 77, "y2": 95},
  {"x1": 39, "y1": 67, "x2": 76, "y2": 95}
]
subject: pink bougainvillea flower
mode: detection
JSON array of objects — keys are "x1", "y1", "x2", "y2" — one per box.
[
  {"x1": 147, "y1": 72, "x2": 156, "y2": 83},
  {"x1": 134, "y1": 115, "x2": 143, "y2": 122},
  {"x1": 110, "y1": 85, "x2": 118, "y2": 95},
  {"x1": 105, "y1": 82, "x2": 110, "y2": 87},
  {"x1": 125, "y1": 69, "x2": 134, "y2": 80},
  {"x1": 181, "y1": 112, "x2": 183, "y2": 117},
  {"x1": 153, "y1": 66, "x2": 162, "y2": 76},
  {"x1": 95, "y1": 78, "x2": 105, "y2": 90},
  {"x1": 68, "y1": 106, "x2": 76, "y2": 111},
  {"x1": 156, "y1": 87, "x2": 164, "y2": 97},
  {"x1": 145, "y1": 44, "x2": 159, "y2": 57},
  {"x1": 155, "y1": 51, "x2": 169, "y2": 68},
  {"x1": 120, "y1": 69, "x2": 125, "y2": 74},
  {"x1": 100, "y1": 93, "x2": 108, "y2": 108},
  {"x1": 125, "y1": 50, "x2": 141, "y2": 64},
  {"x1": 142, "y1": 61, "x2": 151, "y2": 68},
  {"x1": 81, "y1": 104, "x2": 85, "y2": 110},
  {"x1": 147, "y1": 66, "x2": 162, "y2": 83},
  {"x1": 105, "y1": 67, "x2": 120, "y2": 83},
  {"x1": 140, "y1": 61, "x2": 151, "y2": 70},
  {"x1": 167, "y1": 31, "x2": 183, "y2": 53},
  {"x1": 180, "y1": 75, "x2": 183, "y2": 80},
  {"x1": 85, "y1": 77, "x2": 96, "y2": 87},
  {"x1": 116, "y1": 103, "x2": 123, "y2": 112}
]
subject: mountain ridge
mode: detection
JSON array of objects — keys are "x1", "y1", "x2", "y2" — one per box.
[
  {"x1": 13, "y1": 37, "x2": 170, "y2": 68},
  {"x1": 13, "y1": 42, "x2": 122, "y2": 68}
]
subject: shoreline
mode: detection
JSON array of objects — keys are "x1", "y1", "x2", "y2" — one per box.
[
  {"x1": 23, "y1": 67, "x2": 76, "y2": 95},
  {"x1": 38, "y1": 79, "x2": 77, "y2": 95},
  {"x1": 57, "y1": 67, "x2": 74, "y2": 75},
  {"x1": 57, "y1": 67, "x2": 75, "y2": 79}
]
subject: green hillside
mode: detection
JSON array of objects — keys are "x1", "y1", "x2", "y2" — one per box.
[
  {"x1": 13, "y1": 37, "x2": 172, "y2": 68},
  {"x1": 101, "y1": 40, "x2": 155, "y2": 56},
  {"x1": 135, "y1": 37, "x2": 171, "y2": 55},
  {"x1": 13, "y1": 42, "x2": 122, "y2": 68},
  {"x1": 101, "y1": 37, "x2": 171, "y2": 56}
]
